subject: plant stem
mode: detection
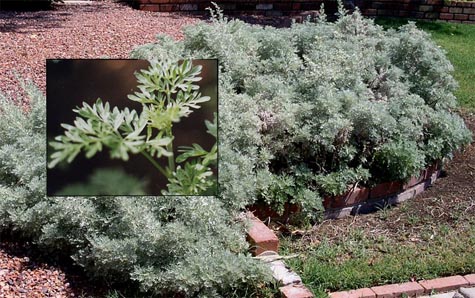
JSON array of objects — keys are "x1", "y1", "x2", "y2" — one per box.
[
  {"x1": 166, "y1": 128, "x2": 175, "y2": 173},
  {"x1": 141, "y1": 151, "x2": 169, "y2": 178}
]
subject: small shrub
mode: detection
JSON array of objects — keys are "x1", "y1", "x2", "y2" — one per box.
[
  {"x1": 0, "y1": 82, "x2": 272, "y2": 297},
  {"x1": 371, "y1": 141, "x2": 425, "y2": 182},
  {"x1": 131, "y1": 5, "x2": 471, "y2": 218}
]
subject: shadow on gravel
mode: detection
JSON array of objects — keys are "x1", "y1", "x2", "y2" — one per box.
[
  {"x1": 0, "y1": 10, "x2": 68, "y2": 33},
  {"x1": 0, "y1": 3, "x2": 107, "y2": 33},
  {"x1": 0, "y1": 230, "x2": 105, "y2": 297}
]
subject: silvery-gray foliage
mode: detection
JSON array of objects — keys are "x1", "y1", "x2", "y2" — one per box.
[
  {"x1": 0, "y1": 82, "x2": 272, "y2": 297},
  {"x1": 131, "y1": 5, "x2": 471, "y2": 216}
]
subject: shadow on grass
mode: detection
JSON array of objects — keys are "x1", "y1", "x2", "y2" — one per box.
[{"x1": 374, "y1": 17, "x2": 465, "y2": 36}]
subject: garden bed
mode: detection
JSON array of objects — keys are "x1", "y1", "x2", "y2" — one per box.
[{"x1": 279, "y1": 113, "x2": 475, "y2": 297}]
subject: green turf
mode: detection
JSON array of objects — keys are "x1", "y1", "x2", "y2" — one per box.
[
  {"x1": 282, "y1": 225, "x2": 475, "y2": 297},
  {"x1": 281, "y1": 183, "x2": 475, "y2": 297},
  {"x1": 374, "y1": 18, "x2": 475, "y2": 110}
]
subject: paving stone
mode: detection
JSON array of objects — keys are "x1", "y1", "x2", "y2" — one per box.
[
  {"x1": 280, "y1": 284, "x2": 314, "y2": 298},
  {"x1": 419, "y1": 276, "x2": 469, "y2": 293},
  {"x1": 464, "y1": 275, "x2": 475, "y2": 286},
  {"x1": 418, "y1": 292, "x2": 459, "y2": 298},
  {"x1": 269, "y1": 260, "x2": 302, "y2": 286},
  {"x1": 459, "y1": 287, "x2": 475, "y2": 298},
  {"x1": 428, "y1": 291, "x2": 457, "y2": 298}
]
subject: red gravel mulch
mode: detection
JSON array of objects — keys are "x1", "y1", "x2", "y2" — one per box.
[
  {"x1": 0, "y1": 0, "x2": 201, "y2": 99},
  {"x1": 0, "y1": 238, "x2": 102, "y2": 298},
  {"x1": 0, "y1": 245, "x2": 74, "y2": 298},
  {"x1": 0, "y1": 2, "x2": 202, "y2": 296}
]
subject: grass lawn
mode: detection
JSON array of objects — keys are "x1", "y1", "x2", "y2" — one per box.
[
  {"x1": 280, "y1": 19, "x2": 475, "y2": 298},
  {"x1": 281, "y1": 186, "x2": 475, "y2": 297},
  {"x1": 374, "y1": 18, "x2": 475, "y2": 110}
]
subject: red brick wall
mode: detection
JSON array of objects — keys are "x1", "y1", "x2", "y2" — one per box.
[
  {"x1": 357, "y1": 0, "x2": 475, "y2": 24},
  {"x1": 136, "y1": 0, "x2": 338, "y2": 16},
  {"x1": 136, "y1": 0, "x2": 475, "y2": 23}
]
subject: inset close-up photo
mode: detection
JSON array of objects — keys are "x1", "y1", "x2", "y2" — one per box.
[{"x1": 46, "y1": 59, "x2": 217, "y2": 196}]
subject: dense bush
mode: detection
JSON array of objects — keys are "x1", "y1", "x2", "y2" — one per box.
[
  {"x1": 0, "y1": 82, "x2": 272, "y2": 297},
  {"x1": 132, "y1": 6, "x2": 472, "y2": 217}
]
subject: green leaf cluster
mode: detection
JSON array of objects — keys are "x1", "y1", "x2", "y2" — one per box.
[
  {"x1": 49, "y1": 100, "x2": 149, "y2": 166},
  {"x1": 48, "y1": 59, "x2": 216, "y2": 195}
]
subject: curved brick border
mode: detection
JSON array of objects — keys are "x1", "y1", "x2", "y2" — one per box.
[
  {"x1": 244, "y1": 212, "x2": 475, "y2": 298},
  {"x1": 330, "y1": 275, "x2": 475, "y2": 298},
  {"x1": 324, "y1": 167, "x2": 440, "y2": 219},
  {"x1": 243, "y1": 167, "x2": 473, "y2": 298},
  {"x1": 250, "y1": 163, "x2": 441, "y2": 221}
]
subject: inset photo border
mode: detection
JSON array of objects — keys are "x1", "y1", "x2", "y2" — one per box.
[{"x1": 46, "y1": 59, "x2": 218, "y2": 196}]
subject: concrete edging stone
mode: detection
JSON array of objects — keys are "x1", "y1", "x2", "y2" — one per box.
[{"x1": 244, "y1": 213, "x2": 315, "y2": 298}]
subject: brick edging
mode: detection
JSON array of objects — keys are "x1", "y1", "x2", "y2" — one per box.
[
  {"x1": 244, "y1": 213, "x2": 314, "y2": 298},
  {"x1": 244, "y1": 213, "x2": 475, "y2": 298},
  {"x1": 330, "y1": 275, "x2": 475, "y2": 298},
  {"x1": 324, "y1": 170, "x2": 440, "y2": 220}
]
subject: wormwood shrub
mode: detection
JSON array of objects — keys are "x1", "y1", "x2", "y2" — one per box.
[
  {"x1": 0, "y1": 82, "x2": 272, "y2": 296},
  {"x1": 132, "y1": 5, "x2": 472, "y2": 218}
]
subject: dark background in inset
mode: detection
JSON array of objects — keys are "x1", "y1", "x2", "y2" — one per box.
[{"x1": 47, "y1": 59, "x2": 217, "y2": 196}]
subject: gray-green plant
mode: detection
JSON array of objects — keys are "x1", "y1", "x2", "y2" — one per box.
[
  {"x1": 0, "y1": 81, "x2": 273, "y2": 297},
  {"x1": 131, "y1": 4, "x2": 471, "y2": 217},
  {"x1": 48, "y1": 59, "x2": 217, "y2": 195}
]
